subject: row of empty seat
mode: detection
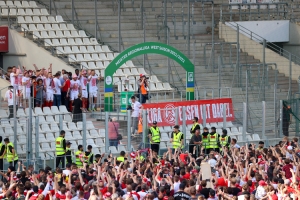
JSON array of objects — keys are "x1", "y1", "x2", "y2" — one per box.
[
  {"x1": 1, "y1": 8, "x2": 49, "y2": 16},
  {"x1": 117, "y1": 82, "x2": 173, "y2": 92},
  {"x1": 22, "y1": 23, "x2": 76, "y2": 31},
  {"x1": 67, "y1": 53, "x2": 115, "y2": 63},
  {"x1": 32, "y1": 30, "x2": 88, "y2": 39},
  {"x1": 56, "y1": 46, "x2": 113, "y2": 56},
  {"x1": 44, "y1": 38, "x2": 102, "y2": 47},
  {"x1": 0, "y1": 1, "x2": 38, "y2": 8},
  {"x1": 18, "y1": 15, "x2": 63, "y2": 24}
]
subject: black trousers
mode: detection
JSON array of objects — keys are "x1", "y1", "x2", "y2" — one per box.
[
  {"x1": 151, "y1": 143, "x2": 159, "y2": 153},
  {"x1": 56, "y1": 154, "x2": 65, "y2": 168},
  {"x1": 283, "y1": 120, "x2": 289, "y2": 136},
  {"x1": 0, "y1": 158, "x2": 3, "y2": 172},
  {"x1": 66, "y1": 152, "x2": 72, "y2": 164},
  {"x1": 61, "y1": 91, "x2": 69, "y2": 111},
  {"x1": 9, "y1": 159, "x2": 18, "y2": 168},
  {"x1": 8, "y1": 105, "x2": 18, "y2": 119}
]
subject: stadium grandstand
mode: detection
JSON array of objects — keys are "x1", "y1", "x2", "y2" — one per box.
[{"x1": 0, "y1": 0, "x2": 298, "y2": 199}]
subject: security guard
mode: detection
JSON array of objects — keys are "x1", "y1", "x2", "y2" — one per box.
[
  {"x1": 219, "y1": 129, "x2": 231, "y2": 151},
  {"x1": 190, "y1": 117, "x2": 200, "y2": 135},
  {"x1": 117, "y1": 151, "x2": 126, "y2": 163},
  {"x1": 170, "y1": 125, "x2": 184, "y2": 151},
  {"x1": 4, "y1": 138, "x2": 18, "y2": 167},
  {"x1": 93, "y1": 154, "x2": 101, "y2": 164},
  {"x1": 75, "y1": 145, "x2": 84, "y2": 167},
  {"x1": 201, "y1": 127, "x2": 210, "y2": 154},
  {"x1": 85, "y1": 145, "x2": 93, "y2": 165},
  {"x1": 148, "y1": 121, "x2": 161, "y2": 153},
  {"x1": 65, "y1": 141, "x2": 72, "y2": 164},
  {"x1": 208, "y1": 127, "x2": 220, "y2": 153},
  {"x1": 0, "y1": 136, "x2": 6, "y2": 172},
  {"x1": 55, "y1": 130, "x2": 66, "y2": 168}
]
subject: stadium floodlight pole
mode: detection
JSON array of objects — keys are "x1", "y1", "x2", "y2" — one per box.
[
  {"x1": 13, "y1": 87, "x2": 17, "y2": 149},
  {"x1": 82, "y1": 113, "x2": 87, "y2": 152},
  {"x1": 202, "y1": 105, "x2": 206, "y2": 127},
  {"x1": 127, "y1": 111, "x2": 131, "y2": 152},
  {"x1": 118, "y1": 0, "x2": 121, "y2": 52},
  {"x1": 262, "y1": 101, "x2": 266, "y2": 141},
  {"x1": 242, "y1": 102, "x2": 247, "y2": 142},
  {"x1": 71, "y1": 0, "x2": 74, "y2": 24},
  {"x1": 105, "y1": 112, "x2": 109, "y2": 153},
  {"x1": 223, "y1": 104, "x2": 226, "y2": 130},
  {"x1": 94, "y1": 0, "x2": 98, "y2": 40}
]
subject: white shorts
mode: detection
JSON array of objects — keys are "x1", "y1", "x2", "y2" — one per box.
[
  {"x1": 89, "y1": 91, "x2": 98, "y2": 98},
  {"x1": 70, "y1": 91, "x2": 79, "y2": 101},
  {"x1": 24, "y1": 91, "x2": 31, "y2": 99},
  {"x1": 46, "y1": 92, "x2": 53, "y2": 101},
  {"x1": 82, "y1": 90, "x2": 88, "y2": 98}
]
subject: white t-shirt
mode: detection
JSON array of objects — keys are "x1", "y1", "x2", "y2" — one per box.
[
  {"x1": 138, "y1": 191, "x2": 147, "y2": 200},
  {"x1": 17, "y1": 74, "x2": 23, "y2": 88},
  {"x1": 62, "y1": 169, "x2": 71, "y2": 176},
  {"x1": 22, "y1": 77, "x2": 31, "y2": 93},
  {"x1": 131, "y1": 101, "x2": 141, "y2": 117},
  {"x1": 10, "y1": 73, "x2": 18, "y2": 86},
  {"x1": 89, "y1": 75, "x2": 98, "y2": 92},
  {"x1": 70, "y1": 80, "x2": 81, "y2": 92},
  {"x1": 53, "y1": 78, "x2": 62, "y2": 95},
  {"x1": 46, "y1": 78, "x2": 54, "y2": 92},
  {"x1": 174, "y1": 182, "x2": 180, "y2": 193},
  {"x1": 208, "y1": 159, "x2": 217, "y2": 168},
  {"x1": 5, "y1": 89, "x2": 17, "y2": 106},
  {"x1": 80, "y1": 77, "x2": 88, "y2": 90}
]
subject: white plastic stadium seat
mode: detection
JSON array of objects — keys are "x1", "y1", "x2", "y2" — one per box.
[
  {"x1": 56, "y1": 15, "x2": 64, "y2": 23},
  {"x1": 59, "y1": 105, "x2": 70, "y2": 114},
  {"x1": 22, "y1": 1, "x2": 31, "y2": 8}
]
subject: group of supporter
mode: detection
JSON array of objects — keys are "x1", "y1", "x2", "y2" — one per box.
[
  {"x1": 0, "y1": 135, "x2": 299, "y2": 199},
  {"x1": 5, "y1": 65, "x2": 101, "y2": 112}
]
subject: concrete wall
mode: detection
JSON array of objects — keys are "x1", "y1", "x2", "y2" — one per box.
[
  {"x1": 283, "y1": 23, "x2": 300, "y2": 58},
  {"x1": 3, "y1": 29, "x2": 75, "y2": 73},
  {"x1": 219, "y1": 22, "x2": 300, "y2": 81}
]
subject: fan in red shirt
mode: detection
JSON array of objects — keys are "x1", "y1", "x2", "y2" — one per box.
[{"x1": 282, "y1": 158, "x2": 293, "y2": 179}]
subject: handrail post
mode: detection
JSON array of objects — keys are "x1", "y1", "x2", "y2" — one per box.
[{"x1": 95, "y1": 0, "x2": 98, "y2": 40}]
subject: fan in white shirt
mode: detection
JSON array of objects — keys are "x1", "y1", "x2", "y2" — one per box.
[
  {"x1": 88, "y1": 70, "x2": 100, "y2": 111},
  {"x1": 45, "y1": 72, "x2": 55, "y2": 107},
  {"x1": 69, "y1": 74, "x2": 81, "y2": 109},
  {"x1": 22, "y1": 71, "x2": 31, "y2": 107},
  {"x1": 80, "y1": 70, "x2": 88, "y2": 112}
]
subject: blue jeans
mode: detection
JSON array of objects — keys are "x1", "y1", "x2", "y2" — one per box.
[
  {"x1": 53, "y1": 94, "x2": 61, "y2": 107},
  {"x1": 109, "y1": 139, "x2": 118, "y2": 147}
]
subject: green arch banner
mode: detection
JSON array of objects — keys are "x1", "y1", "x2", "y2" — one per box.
[{"x1": 104, "y1": 42, "x2": 194, "y2": 111}]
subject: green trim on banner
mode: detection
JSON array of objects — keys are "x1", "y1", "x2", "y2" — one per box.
[{"x1": 104, "y1": 42, "x2": 194, "y2": 111}]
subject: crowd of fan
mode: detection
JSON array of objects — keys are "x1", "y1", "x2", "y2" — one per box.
[
  {"x1": 0, "y1": 136, "x2": 299, "y2": 199},
  {"x1": 3, "y1": 65, "x2": 101, "y2": 112}
]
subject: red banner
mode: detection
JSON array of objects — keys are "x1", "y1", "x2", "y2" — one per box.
[
  {"x1": 0, "y1": 27, "x2": 8, "y2": 52},
  {"x1": 142, "y1": 98, "x2": 234, "y2": 126}
]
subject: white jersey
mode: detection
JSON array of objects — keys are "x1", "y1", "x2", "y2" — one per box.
[
  {"x1": 17, "y1": 74, "x2": 23, "y2": 89},
  {"x1": 22, "y1": 77, "x2": 31, "y2": 93},
  {"x1": 10, "y1": 73, "x2": 18, "y2": 87},
  {"x1": 80, "y1": 76, "x2": 88, "y2": 90},
  {"x1": 88, "y1": 75, "x2": 98, "y2": 92},
  {"x1": 5, "y1": 89, "x2": 17, "y2": 106},
  {"x1": 53, "y1": 77, "x2": 61, "y2": 95},
  {"x1": 46, "y1": 78, "x2": 54, "y2": 92},
  {"x1": 70, "y1": 80, "x2": 81, "y2": 92}
]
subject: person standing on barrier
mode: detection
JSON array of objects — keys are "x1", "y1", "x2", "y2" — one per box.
[
  {"x1": 190, "y1": 117, "x2": 200, "y2": 135},
  {"x1": 208, "y1": 127, "x2": 220, "y2": 153},
  {"x1": 219, "y1": 129, "x2": 231, "y2": 151},
  {"x1": 148, "y1": 121, "x2": 161, "y2": 154},
  {"x1": 75, "y1": 145, "x2": 84, "y2": 167},
  {"x1": 55, "y1": 130, "x2": 66, "y2": 168},
  {"x1": 5, "y1": 85, "x2": 18, "y2": 119},
  {"x1": 65, "y1": 141, "x2": 72, "y2": 165},
  {"x1": 201, "y1": 127, "x2": 210, "y2": 154},
  {"x1": 0, "y1": 136, "x2": 5, "y2": 172},
  {"x1": 170, "y1": 125, "x2": 184, "y2": 151},
  {"x1": 138, "y1": 74, "x2": 149, "y2": 104},
  {"x1": 85, "y1": 145, "x2": 93, "y2": 165},
  {"x1": 189, "y1": 129, "x2": 202, "y2": 157},
  {"x1": 131, "y1": 96, "x2": 141, "y2": 137},
  {"x1": 4, "y1": 138, "x2": 18, "y2": 167}
]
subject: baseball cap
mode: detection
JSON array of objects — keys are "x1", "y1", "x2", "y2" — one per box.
[
  {"x1": 259, "y1": 180, "x2": 268, "y2": 186},
  {"x1": 287, "y1": 146, "x2": 293, "y2": 150},
  {"x1": 153, "y1": 121, "x2": 157, "y2": 124},
  {"x1": 140, "y1": 74, "x2": 144, "y2": 77},
  {"x1": 66, "y1": 141, "x2": 72, "y2": 145}
]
